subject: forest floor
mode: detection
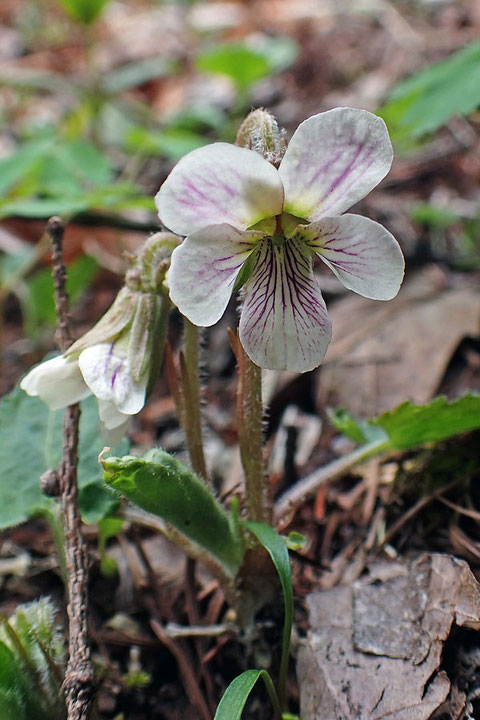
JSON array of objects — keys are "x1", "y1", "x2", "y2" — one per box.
[{"x1": 1, "y1": 1, "x2": 480, "y2": 718}]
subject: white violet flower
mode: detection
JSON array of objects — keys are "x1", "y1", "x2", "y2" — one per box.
[
  {"x1": 156, "y1": 107, "x2": 405, "y2": 372},
  {"x1": 20, "y1": 233, "x2": 178, "y2": 442}
]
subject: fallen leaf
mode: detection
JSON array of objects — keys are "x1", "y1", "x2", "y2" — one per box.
[{"x1": 318, "y1": 269, "x2": 480, "y2": 417}]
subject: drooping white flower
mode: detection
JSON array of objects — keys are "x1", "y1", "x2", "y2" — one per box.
[
  {"x1": 156, "y1": 107, "x2": 405, "y2": 372},
  {"x1": 20, "y1": 233, "x2": 178, "y2": 442}
]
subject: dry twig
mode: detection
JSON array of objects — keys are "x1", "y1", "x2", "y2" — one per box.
[{"x1": 48, "y1": 216, "x2": 96, "y2": 720}]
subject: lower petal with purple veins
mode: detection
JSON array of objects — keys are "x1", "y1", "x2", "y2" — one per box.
[
  {"x1": 239, "y1": 237, "x2": 332, "y2": 372},
  {"x1": 78, "y1": 343, "x2": 147, "y2": 415}
]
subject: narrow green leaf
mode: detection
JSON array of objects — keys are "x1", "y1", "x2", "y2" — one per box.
[
  {"x1": 370, "y1": 393, "x2": 480, "y2": 450},
  {"x1": 102, "y1": 449, "x2": 244, "y2": 575},
  {"x1": 244, "y1": 522, "x2": 292, "y2": 711},
  {"x1": 214, "y1": 669, "x2": 281, "y2": 720}
]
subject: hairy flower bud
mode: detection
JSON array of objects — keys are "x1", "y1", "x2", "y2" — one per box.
[
  {"x1": 21, "y1": 232, "x2": 181, "y2": 441},
  {"x1": 235, "y1": 108, "x2": 286, "y2": 166}
]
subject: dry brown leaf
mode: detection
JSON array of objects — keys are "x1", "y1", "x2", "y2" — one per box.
[
  {"x1": 318, "y1": 268, "x2": 480, "y2": 417},
  {"x1": 297, "y1": 553, "x2": 480, "y2": 720}
]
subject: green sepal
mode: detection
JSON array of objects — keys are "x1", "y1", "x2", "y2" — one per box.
[
  {"x1": 65, "y1": 286, "x2": 136, "y2": 357},
  {"x1": 102, "y1": 449, "x2": 244, "y2": 576},
  {"x1": 233, "y1": 247, "x2": 259, "y2": 292},
  {"x1": 127, "y1": 293, "x2": 163, "y2": 382}
]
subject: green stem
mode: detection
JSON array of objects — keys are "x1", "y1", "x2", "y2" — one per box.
[
  {"x1": 181, "y1": 318, "x2": 208, "y2": 479},
  {"x1": 237, "y1": 342, "x2": 271, "y2": 523}
]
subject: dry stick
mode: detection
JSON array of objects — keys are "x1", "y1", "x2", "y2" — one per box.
[
  {"x1": 274, "y1": 438, "x2": 388, "y2": 527},
  {"x1": 151, "y1": 620, "x2": 212, "y2": 720},
  {"x1": 380, "y1": 478, "x2": 461, "y2": 548},
  {"x1": 48, "y1": 217, "x2": 95, "y2": 720}
]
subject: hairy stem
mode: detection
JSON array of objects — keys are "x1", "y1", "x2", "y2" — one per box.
[
  {"x1": 180, "y1": 318, "x2": 208, "y2": 480},
  {"x1": 234, "y1": 335, "x2": 271, "y2": 524}
]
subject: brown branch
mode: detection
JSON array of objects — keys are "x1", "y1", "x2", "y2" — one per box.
[{"x1": 48, "y1": 216, "x2": 96, "y2": 720}]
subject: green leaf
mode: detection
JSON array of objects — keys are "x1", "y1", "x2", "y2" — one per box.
[
  {"x1": 0, "y1": 197, "x2": 90, "y2": 219},
  {"x1": 55, "y1": 139, "x2": 113, "y2": 187},
  {"x1": 370, "y1": 393, "x2": 480, "y2": 450},
  {"x1": 244, "y1": 522, "x2": 292, "y2": 710},
  {"x1": 0, "y1": 643, "x2": 26, "y2": 713},
  {"x1": 102, "y1": 449, "x2": 244, "y2": 575},
  {"x1": 378, "y1": 38, "x2": 480, "y2": 144},
  {"x1": 57, "y1": 0, "x2": 111, "y2": 24},
  {"x1": 78, "y1": 482, "x2": 119, "y2": 524},
  {"x1": 167, "y1": 103, "x2": 227, "y2": 132},
  {"x1": 252, "y1": 35, "x2": 298, "y2": 73},
  {"x1": 328, "y1": 408, "x2": 388, "y2": 445},
  {"x1": 22, "y1": 254, "x2": 98, "y2": 335},
  {"x1": 196, "y1": 44, "x2": 271, "y2": 91},
  {"x1": 331, "y1": 394, "x2": 480, "y2": 453},
  {"x1": 0, "y1": 386, "x2": 128, "y2": 528},
  {"x1": 102, "y1": 57, "x2": 175, "y2": 94},
  {"x1": 126, "y1": 126, "x2": 209, "y2": 161},
  {"x1": 214, "y1": 669, "x2": 281, "y2": 720},
  {"x1": 0, "y1": 137, "x2": 55, "y2": 196},
  {"x1": 0, "y1": 641, "x2": 53, "y2": 720},
  {"x1": 285, "y1": 531, "x2": 306, "y2": 551}
]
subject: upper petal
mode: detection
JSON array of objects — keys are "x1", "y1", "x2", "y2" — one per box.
[
  {"x1": 239, "y1": 237, "x2": 332, "y2": 372},
  {"x1": 155, "y1": 142, "x2": 284, "y2": 236},
  {"x1": 168, "y1": 224, "x2": 263, "y2": 326},
  {"x1": 297, "y1": 214, "x2": 405, "y2": 300},
  {"x1": 78, "y1": 344, "x2": 147, "y2": 415},
  {"x1": 20, "y1": 355, "x2": 90, "y2": 410},
  {"x1": 279, "y1": 108, "x2": 393, "y2": 221}
]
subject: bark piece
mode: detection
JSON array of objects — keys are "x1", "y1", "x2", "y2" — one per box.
[{"x1": 298, "y1": 554, "x2": 480, "y2": 720}]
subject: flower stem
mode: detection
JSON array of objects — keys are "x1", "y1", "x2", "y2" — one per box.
[
  {"x1": 234, "y1": 335, "x2": 272, "y2": 524},
  {"x1": 180, "y1": 318, "x2": 208, "y2": 480}
]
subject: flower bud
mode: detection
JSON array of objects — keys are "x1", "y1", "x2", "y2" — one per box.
[
  {"x1": 235, "y1": 108, "x2": 286, "y2": 166},
  {"x1": 21, "y1": 231, "x2": 181, "y2": 441}
]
